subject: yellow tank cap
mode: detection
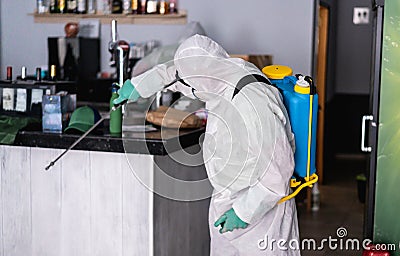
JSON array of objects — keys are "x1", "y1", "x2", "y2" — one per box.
[
  {"x1": 262, "y1": 65, "x2": 293, "y2": 80},
  {"x1": 294, "y1": 85, "x2": 311, "y2": 94}
]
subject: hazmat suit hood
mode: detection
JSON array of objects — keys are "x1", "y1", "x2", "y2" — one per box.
[
  {"x1": 132, "y1": 34, "x2": 264, "y2": 102},
  {"x1": 171, "y1": 34, "x2": 259, "y2": 102}
]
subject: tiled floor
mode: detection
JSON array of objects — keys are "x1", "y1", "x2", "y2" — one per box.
[{"x1": 297, "y1": 156, "x2": 367, "y2": 256}]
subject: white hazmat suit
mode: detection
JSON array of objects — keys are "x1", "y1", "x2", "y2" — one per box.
[{"x1": 129, "y1": 35, "x2": 300, "y2": 255}]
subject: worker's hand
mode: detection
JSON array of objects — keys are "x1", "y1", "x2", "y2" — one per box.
[
  {"x1": 113, "y1": 79, "x2": 141, "y2": 105},
  {"x1": 214, "y1": 208, "x2": 248, "y2": 234}
]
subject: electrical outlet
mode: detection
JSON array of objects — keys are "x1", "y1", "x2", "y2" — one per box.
[{"x1": 353, "y1": 7, "x2": 370, "y2": 24}]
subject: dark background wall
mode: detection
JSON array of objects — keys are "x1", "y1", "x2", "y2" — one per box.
[
  {"x1": 335, "y1": 0, "x2": 374, "y2": 95},
  {"x1": 321, "y1": 0, "x2": 374, "y2": 100}
]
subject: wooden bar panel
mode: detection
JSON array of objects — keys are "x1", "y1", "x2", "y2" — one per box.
[
  {"x1": 122, "y1": 154, "x2": 154, "y2": 256},
  {"x1": 31, "y1": 147, "x2": 62, "y2": 256},
  {"x1": 60, "y1": 150, "x2": 91, "y2": 256},
  {"x1": 1, "y1": 146, "x2": 32, "y2": 256},
  {"x1": 90, "y1": 151, "x2": 123, "y2": 256}
]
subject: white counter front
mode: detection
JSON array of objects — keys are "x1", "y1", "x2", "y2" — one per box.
[{"x1": 0, "y1": 145, "x2": 210, "y2": 256}]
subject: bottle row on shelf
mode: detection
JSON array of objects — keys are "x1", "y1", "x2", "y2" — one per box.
[
  {"x1": 37, "y1": 0, "x2": 178, "y2": 15},
  {"x1": 4, "y1": 64, "x2": 72, "y2": 83}
]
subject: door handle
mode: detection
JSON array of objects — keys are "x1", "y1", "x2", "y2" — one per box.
[{"x1": 361, "y1": 115, "x2": 373, "y2": 152}]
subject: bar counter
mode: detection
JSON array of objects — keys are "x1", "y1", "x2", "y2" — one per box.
[{"x1": 13, "y1": 125, "x2": 205, "y2": 155}]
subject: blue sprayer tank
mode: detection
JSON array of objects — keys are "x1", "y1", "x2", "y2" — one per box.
[{"x1": 262, "y1": 65, "x2": 318, "y2": 181}]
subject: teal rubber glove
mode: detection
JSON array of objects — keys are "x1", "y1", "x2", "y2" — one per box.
[
  {"x1": 214, "y1": 208, "x2": 248, "y2": 234},
  {"x1": 113, "y1": 79, "x2": 141, "y2": 105}
]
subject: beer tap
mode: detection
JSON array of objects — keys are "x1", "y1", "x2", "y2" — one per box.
[{"x1": 108, "y1": 20, "x2": 130, "y2": 87}]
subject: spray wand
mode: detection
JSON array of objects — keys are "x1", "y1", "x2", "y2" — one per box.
[{"x1": 45, "y1": 100, "x2": 128, "y2": 171}]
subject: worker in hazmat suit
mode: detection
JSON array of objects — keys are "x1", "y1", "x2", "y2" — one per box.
[{"x1": 114, "y1": 34, "x2": 300, "y2": 255}]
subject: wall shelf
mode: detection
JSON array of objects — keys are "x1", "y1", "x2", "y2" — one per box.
[{"x1": 30, "y1": 10, "x2": 187, "y2": 25}]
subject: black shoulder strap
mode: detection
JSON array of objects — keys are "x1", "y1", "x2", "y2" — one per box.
[{"x1": 232, "y1": 74, "x2": 272, "y2": 100}]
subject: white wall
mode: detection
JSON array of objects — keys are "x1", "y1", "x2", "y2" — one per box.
[{"x1": 0, "y1": 0, "x2": 315, "y2": 79}]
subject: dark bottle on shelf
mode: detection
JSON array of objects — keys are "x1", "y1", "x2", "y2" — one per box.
[
  {"x1": 77, "y1": 0, "x2": 87, "y2": 13},
  {"x1": 36, "y1": 67, "x2": 42, "y2": 81},
  {"x1": 50, "y1": 0, "x2": 60, "y2": 13},
  {"x1": 6, "y1": 66, "x2": 12, "y2": 81},
  {"x1": 67, "y1": 0, "x2": 78, "y2": 13},
  {"x1": 111, "y1": 0, "x2": 123, "y2": 13},
  {"x1": 63, "y1": 44, "x2": 78, "y2": 81}
]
